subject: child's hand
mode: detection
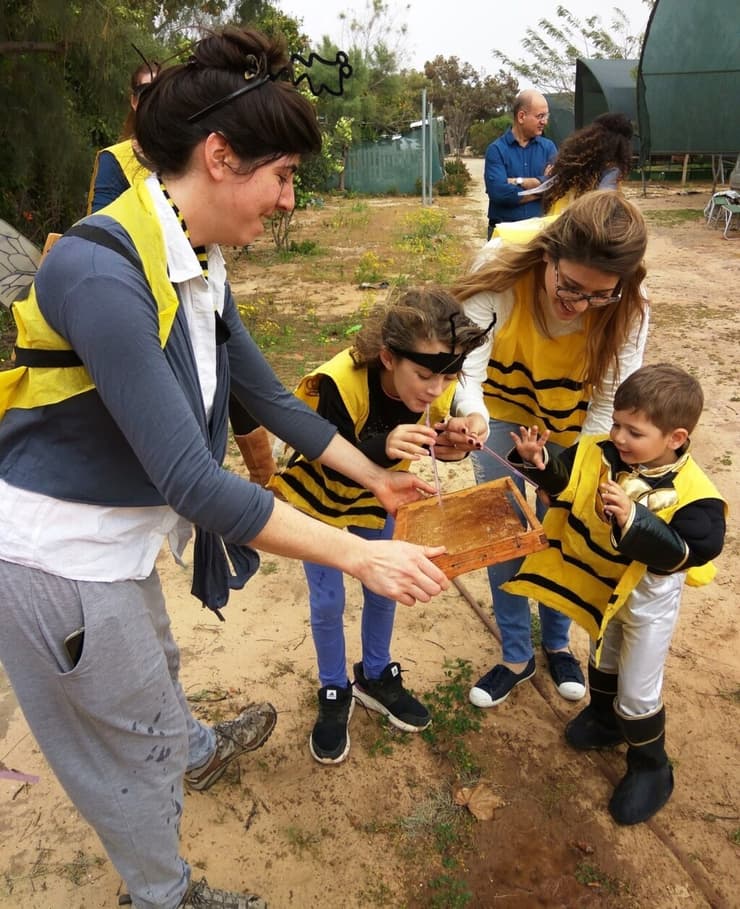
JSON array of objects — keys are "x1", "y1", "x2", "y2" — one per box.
[
  {"x1": 598, "y1": 480, "x2": 632, "y2": 529},
  {"x1": 433, "y1": 414, "x2": 487, "y2": 460},
  {"x1": 509, "y1": 425, "x2": 550, "y2": 470},
  {"x1": 386, "y1": 424, "x2": 438, "y2": 461}
]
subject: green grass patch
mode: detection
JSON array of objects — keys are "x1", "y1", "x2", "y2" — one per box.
[
  {"x1": 0, "y1": 306, "x2": 16, "y2": 367},
  {"x1": 642, "y1": 209, "x2": 704, "y2": 225},
  {"x1": 427, "y1": 873, "x2": 472, "y2": 908}
]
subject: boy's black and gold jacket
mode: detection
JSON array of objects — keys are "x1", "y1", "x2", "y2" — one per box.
[{"x1": 503, "y1": 435, "x2": 726, "y2": 660}]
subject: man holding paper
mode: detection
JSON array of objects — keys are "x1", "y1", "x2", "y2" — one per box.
[{"x1": 484, "y1": 89, "x2": 557, "y2": 239}]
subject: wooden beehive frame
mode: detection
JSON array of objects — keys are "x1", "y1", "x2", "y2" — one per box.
[{"x1": 393, "y1": 476, "x2": 548, "y2": 579}]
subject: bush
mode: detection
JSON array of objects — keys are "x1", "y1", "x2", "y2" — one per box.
[
  {"x1": 468, "y1": 115, "x2": 512, "y2": 156},
  {"x1": 435, "y1": 159, "x2": 472, "y2": 197}
]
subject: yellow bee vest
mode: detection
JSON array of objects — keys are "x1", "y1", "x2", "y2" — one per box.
[
  {"x1": 0, "y1": 182, "x2": 179, "y2": 419},
  {"x1": 491, "y1": 213, "x2": 559, "y2": 243},
  {"x1": 86, "y1": 140, "x2": 150, "y2": 214},
  {"x1": 503, "y1": 435, "x2": 726, "y2": 662},
  {"x1": 269, "y1": 349, "x2": 455, "y2": 529},
  {"x1": 484, "y1": 275, "x2": 589, "y2": 446}
]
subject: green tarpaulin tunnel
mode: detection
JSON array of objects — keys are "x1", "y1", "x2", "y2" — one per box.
[
  {"x1": 637, "y1": 0, "x2": 740, "y2": 157},
  {"x1": 575, "y1": 59, "x2": 639, "y2": 130}
]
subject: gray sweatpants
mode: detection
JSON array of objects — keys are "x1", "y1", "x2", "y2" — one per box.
[{"x1": 0, "y1": 560, "x2": 216, "y2": 909}]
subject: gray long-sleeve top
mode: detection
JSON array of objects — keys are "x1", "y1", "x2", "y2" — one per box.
[{"x1": 0, "y1": 223, "x2": 337, "y2": 548}]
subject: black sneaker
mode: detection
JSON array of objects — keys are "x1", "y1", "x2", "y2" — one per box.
[
  {"x1": 469, "y1": 657, "x2": 536, "y2": 708},
  {"x1": 309, "y1": 682, "x2": 354, "y2": 764},
  {"x1": 352, "y1": 661, "x2": 431, "y2": 732},
  {"x1": 543, "y1": 648, "x2": 586, "y2": 701}
]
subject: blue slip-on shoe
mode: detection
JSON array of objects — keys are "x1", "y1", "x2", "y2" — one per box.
[
  {"x1": 469, "y1": 656, "x2": 536, "y2": 708},
  {"x1": 543, "y1": 648, "x2": 586, "y2": 701}
]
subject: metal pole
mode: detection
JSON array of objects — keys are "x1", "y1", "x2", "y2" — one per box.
[
  {"x1": 421, "y1": 89, "x2": 427, "y2": 205},
  {"x1": 428, "y1": 102, "x2": 434, "y2": 204}
]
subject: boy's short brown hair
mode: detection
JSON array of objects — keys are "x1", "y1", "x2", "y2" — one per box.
[{"x1": 613, "y1": 363, "x2": 704, "y2": 434}]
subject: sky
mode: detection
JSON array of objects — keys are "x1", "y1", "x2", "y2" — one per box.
[{"x1": 287, "y1": 0, "x2": 653, "y2": 83}]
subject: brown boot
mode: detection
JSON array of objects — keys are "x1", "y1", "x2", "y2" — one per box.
[{"x1": 234, "y1": 426, "x2": 276, "y2": 486}]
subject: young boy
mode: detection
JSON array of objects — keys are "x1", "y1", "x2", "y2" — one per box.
[{"x1": 501, "y1": 363, "x2": 726, "y2": 825}]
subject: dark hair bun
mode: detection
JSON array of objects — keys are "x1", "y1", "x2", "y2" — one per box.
[
  {"x1": 593, "y1": 112, "x2": 633, "y2": 139},
  {"x1": 190, "y1": 26, "x2": 289, "y2": 78}
]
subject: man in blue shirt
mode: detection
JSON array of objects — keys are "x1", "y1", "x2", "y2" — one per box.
[{"x1": 484, "y1": 90, "x2": 557, "y2": 239}]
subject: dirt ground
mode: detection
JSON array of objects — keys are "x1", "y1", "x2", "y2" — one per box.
[{"x1": 1, "y1": 164, "x2": 739, "y2": 909}]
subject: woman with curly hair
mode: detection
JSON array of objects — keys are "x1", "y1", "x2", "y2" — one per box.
[{"x1": 543, "y1": 112, "x2": 634, "y2": 213}]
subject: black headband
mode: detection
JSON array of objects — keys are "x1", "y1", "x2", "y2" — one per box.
[
  {"x1": 187, "y1": 51, "x2": 353, "y2": 124},
  {"x1": 386, "y1": 346, "x2": 467, "y2": 375},
  {"x1": 385, "y1": 314, "x2": 495, "y2": 376},
  {"x1": 188, "y1": 73, "x2": 271, "y2": 123}
]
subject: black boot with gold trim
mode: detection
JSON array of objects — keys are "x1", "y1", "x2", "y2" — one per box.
[
  {"x1": 609, "y1": 705, "x2": 674, "y2": 825},
  {"x1": 565, "y1": 664, "x2": 624, "y2": 750}
]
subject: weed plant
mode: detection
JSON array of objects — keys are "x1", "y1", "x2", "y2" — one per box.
[
  {"x1": 421, "y1": 658, "x2": 482, "y2": 779},
  {"x1": 574, "y1": 860, "x2": 622, "y2": 895},
  {"x1": 427, "y1": 873, "x2": 472, "y2": 908},
  {"x1": 0, "y1": 306, "x2": 15, "y2": 366}
]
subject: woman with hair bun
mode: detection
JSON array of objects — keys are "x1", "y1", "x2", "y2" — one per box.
[{"x1": 0, "y1": 27, "x2": 447, "y2": 909}]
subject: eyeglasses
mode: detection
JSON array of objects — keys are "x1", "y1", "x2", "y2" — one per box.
[
  {"x1": 528, "y1": 112, "x2": 549, "y2": 122},
  {"x1": 554, "y1": 262, "x2": 622, "y2": 308}
]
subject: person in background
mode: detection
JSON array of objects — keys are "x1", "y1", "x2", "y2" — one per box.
[
  {"x1": 269, "y1": 289, "x2": 490, "y2": 765},
  {"x1": 87, "y1": 61, "x2": 161, "y2": 214},
  {"x1": 0, "y1": 27, "x2": 448, "y2": 909},
  {"x1": 543, "y1": 112, "x2": 634, "y2": 215},
  {"x1": 447, "y1": 190, "x2": 650, "y2": 711},
  {"x1": 484, "y1": 89, "x2": 557, "y2": 240},
  {"x1": 504, "y1": 364, "x2": 726, "y2": 825}
]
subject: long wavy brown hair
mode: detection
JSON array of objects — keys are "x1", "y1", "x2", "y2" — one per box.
[{"x1": 451, "y1": 190, "x2": 648, "y2": 391}]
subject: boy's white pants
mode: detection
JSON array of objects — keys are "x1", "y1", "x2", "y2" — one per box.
[{"x1": 592, "y1": 571, "x2": 685, "y2": 717}]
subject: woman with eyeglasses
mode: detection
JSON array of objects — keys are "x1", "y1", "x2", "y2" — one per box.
[
  {"x1": 447, "y1": 190, "x2": 649, "y2": 711},
  {"x1": 0, "y1": 26, "x2": 447, "y2": 909}
]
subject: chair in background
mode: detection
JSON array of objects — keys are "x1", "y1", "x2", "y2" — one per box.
[{"x1": 704, "y1": 190, "x2": 740, "y2": 234}]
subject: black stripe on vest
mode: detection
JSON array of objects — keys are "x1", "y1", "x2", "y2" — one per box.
[
  {"x1": 13, "y1": 224, "x2": 144, "y2": 369},
  {"x1": 514, "y1": 571, "x2": 604, "y2": 627}
]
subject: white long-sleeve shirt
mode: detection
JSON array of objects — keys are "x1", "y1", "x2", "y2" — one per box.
[{"x1": 452, "y1": 242, "x2": 649, "y2": 436}]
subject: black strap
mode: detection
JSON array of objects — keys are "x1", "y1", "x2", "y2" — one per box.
[
  {"x1": 14, "y1": 347, "x2": 83, "y2": 367},
  {"x1": 63, "y1": 223, "x2": 143, "y2": 272},
  {"x1": 13, "y1": 224, "x2": 144, "y2": 369}
]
